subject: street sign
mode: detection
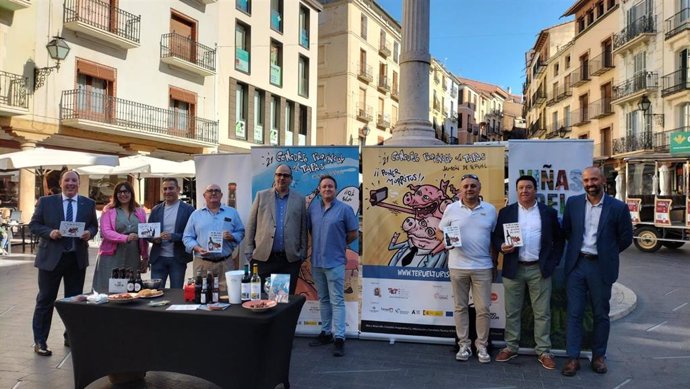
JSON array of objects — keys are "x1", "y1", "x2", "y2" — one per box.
[{"x1": 670, "y1": 131, "x2": 690, "y2": 155}]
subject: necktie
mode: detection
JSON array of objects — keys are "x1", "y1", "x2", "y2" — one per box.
[
  {"x1": 65, "y1": 199, "x2": 74, "y2": 251},
  {"x1": 401, "y1": 246, "x2": 418, "y2": 267}
]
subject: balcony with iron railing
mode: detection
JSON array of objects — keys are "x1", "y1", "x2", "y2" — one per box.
[
  {"x1": 63, "y1": 0, "x2": 140, "y2": 49},
  {"x1": 376, "y1": 113, "x2": 391, "y2": 129},
  {"x1": 0, "y1": 70, "x2": 28, "y2": 115},
  {"x1": 661, "y1": 68, "x2": 690, "y2": 97},
  {"x1": 60, "y1": 89, "x2": 218, "y2": 146},
  {"x1": 355, "y1": 104, "x2": 373, "y2": 122},
  {"x1": 589, "y1": 51, "x2": 614, "y2": 76},
  {"x1": 612, "y1": 71, "x2": 658, "y2": 103},
  {"x1": 589, "y1": 98, "x2": 614, "y2": 119},
  {"x1": 592, "y1": 141, "x2": 613, "y2": 159},
  {"x1": 532, "y1": 60, "x2": 546, "y2": 78},
  {"x1": 160, "y1": 32, "x2": 216, "y2": 76},
  {"x1": 528, "y1": 118, "x2": 546, "y2": 138},
  {"x1": 377, "y1": 76, "x2": 390, "y2": 93},
  {"x1": 568, "y1": 66, "x2": 590, "y2": 87},
  {"x1": 391, "y1": 86, "x2": 399, "y2": 101},
  {"x1": 433, "y1": 98, "x2": 440, "y2": 111},
  {"x1": 357, "y1": 63, "x2": 373, "y2": 83},
  {"x1": 0, "y1": 0, "x2": 30, "y2": 11},
  {"x1": 653, "y1": 126, "x2": 690, "y2": 151},
  {"x1": 571, "y1": 108, "x2": 590, "y2": 126},
  {"x1": 532, "y1": 89, "x2": 546, "y2": 107},
  {"x1": 613, "y1": 15, "x2": 656, "y2": 53},
  {"x1": 450, "y1": 87, "x2": 457, "y2": 98},
  {"x1": 665, "y1": 7, "x2": 690, "y2": 42},
  {"x1": 613, "y1": 131, "x2": 652, "y2": 154},
  {"x1": 379, "y1": 40, "x2": 391, "y2": 58}
]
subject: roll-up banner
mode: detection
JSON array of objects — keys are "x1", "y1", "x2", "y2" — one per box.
[
  {"x1": 361, "y1": 146, "x2": 505, "y2": 342},
  {"x1": 507, "y1": 139, "x2": 592, "y2": 351},
  {"x1": 249, "y1": 146, "x2": 360, "y2": 336}
]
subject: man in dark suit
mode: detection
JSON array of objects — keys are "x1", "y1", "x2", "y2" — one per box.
[
  {"x1": 245, "y1": 164, "x2": 307, "y2": 294},
  {"x1": 492, "y1": 175, "x2": 563, "y2": 369},
  {"x1": 561, "y1": 166, "x2": 633, "y2": 377},
  {"x1": 148, "y1": 177, "x2": 194, "y2": 288},
  {"x1": 29, "y1": 170, "x2": 98, "y2": 356}
]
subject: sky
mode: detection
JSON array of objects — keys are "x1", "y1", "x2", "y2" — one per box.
[{"x1": 375, "y1": 0, "x2": 576, "y2": 95}]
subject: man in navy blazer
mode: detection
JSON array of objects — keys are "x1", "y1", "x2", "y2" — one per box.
[
  {"x1": 561, "y1": 167, "x2": 632, "y2": 377},
  {"x1": 148, "y1": 177, "x2": 194, "y2": 288},
  {"x1": 29, "y1": 171, "x2": 98, "y2": 356},
  {"x1": 492, "y1": 175, "x2": 563, "y2": 369}
]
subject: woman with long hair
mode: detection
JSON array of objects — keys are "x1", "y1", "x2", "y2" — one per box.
[{"x1": 92, "y1": 181, "x2": 149, "y2": 293}]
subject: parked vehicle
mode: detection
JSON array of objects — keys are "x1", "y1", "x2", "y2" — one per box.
[{"x1": 623, "y1": 156, "x2": 689, "y2": 253}]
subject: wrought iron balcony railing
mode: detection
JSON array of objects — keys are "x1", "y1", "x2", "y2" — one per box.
[
  {"x1": 661, "y1": 68, "x2": 690, "y2": 97},
  {"x1": 0, "y1": 70, "x2": 28, "y2": 110},
  {"x1": 589, "y1": 51, "x2": 614, "y2": 76},
  {"x1": 589, "y1": 98, "x2": 613, "y2": 119},
  {"x1": 532, "y1": 89, "x2": 546, "y2": 106},
  {"x1": 160, "y1": 32, "x2": 216, "y2": 72},
  {"x1": 377, "y1": 76, "x2": 390, "y2": 92},
  {"x1": 63, "y1": 0, "x2": 141, "y2": 44},
  {"x1": 653, "y1": 126, "x2": 690, "y2": 151},
  {"x1": 532, "y1": 60, "x2": 546, "y2": 77},
  {"x1": 613, "y1": 15, "x2": 656, "y2": 51},
  {"x1": 376, "y1": 114, "x2": 391, "y2": 129},
  {"x1": 612, "y1": 72, "x2": 658, "y2": 100},
  {"x1": 379, "y1": 40, "x2": 391, "y2": 57},
  {"x1": 355, "y1": 104, "x2": 373, "y2": 122},
  {"x1": 665, "y1": 7, "x2": 690, "y2": 39},
  {"x1": 60, "y1": 89, "x2": 218, "y2": 144},
  {"x1": 613, "y1": 131, "x2": 653, "y2": 154},
  {"x1": 569, "y1": 66, "x2": 590, "y2": 87},
  {"x1": 357, "y1": 63, "x2": 373, "y2": 83},
  {"x1": 571, "y1": 108, "x2": 590, "y2": 126}
]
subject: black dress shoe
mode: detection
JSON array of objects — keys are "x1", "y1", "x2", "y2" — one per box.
[{"x1": 34, "y1": 343, "x2": 52, "y2": 357}]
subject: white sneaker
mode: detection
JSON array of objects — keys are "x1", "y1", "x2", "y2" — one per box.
[
  {"x1": 455, "y1": 345, "x2": 472, "y2": 361},
  {"x1": 477, "y1": 346, "x2": 491, "y2": 363}
]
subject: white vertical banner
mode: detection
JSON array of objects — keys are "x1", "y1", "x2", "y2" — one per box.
[{"x1": 507, "y1": 140, "x2": 593, "y2": 219}]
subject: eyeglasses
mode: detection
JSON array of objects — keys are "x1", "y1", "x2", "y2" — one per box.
[
  {"x1": 461, "y1": 174, "x2": 479, "y2": 181},
  {"x1": 275, "y1": 173, "x2": 292, "y2": 178},
  {"x1": 205, "y1": 189, "x2": 222, "y2": 194},
  {"x1": 117, "y1": 190, "x2": 131, "y2": 194}
]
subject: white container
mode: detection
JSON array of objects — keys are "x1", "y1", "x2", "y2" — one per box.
[{"x1": 225, "y1": 270, "x2": 244, "y2": 304}]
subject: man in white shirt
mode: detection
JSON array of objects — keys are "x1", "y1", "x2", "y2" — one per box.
[
  {"x1": 439, "y1": 173, "x2": 496, "y2": 364},
  {"x1": 492, "y1": 175, "x2": 564, "y2": 370}
]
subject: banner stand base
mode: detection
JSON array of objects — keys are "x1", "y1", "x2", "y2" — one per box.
[{"x1": 359, "y1": 332, "x2": 455, "y2": 345}]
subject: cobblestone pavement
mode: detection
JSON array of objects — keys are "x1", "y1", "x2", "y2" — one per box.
[{"x1": 1, "y1": 245, "x2": 688, "y2": 389}]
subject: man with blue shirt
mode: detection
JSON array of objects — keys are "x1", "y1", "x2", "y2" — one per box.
[
  {"x1": 148, "y1": 177, "x2": 194, "y2": 288},
  {"x1": 183, "y1": 184, "x2": 245, "y2": 292},
  {"x1": 439, "y1": 173, "x2": 497, "y2": 364},
  {"x1": 245, "y1": 164, "x2": 307, "y2": 294},
  {"x1": 307, "y1": 175, "x2": 358, "y2": 357}
]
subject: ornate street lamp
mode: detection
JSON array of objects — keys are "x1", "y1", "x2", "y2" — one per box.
[
  {"x1": 637, "y1": 95, "x2": 664, "y2": 126},
  {"x1": 34, "y1": 36, "x2": 71, "y2": 89}
]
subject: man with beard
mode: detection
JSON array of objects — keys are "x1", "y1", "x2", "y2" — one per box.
[
  {"x1": 30, "y1": 171, "x2": 98, "y2": 356},
  {"x1": 439, "y1": 173, "x2": 496, "y2": 364},
  {"x1": 561, "y1": 167, "x2": 632, "y2": 377}
]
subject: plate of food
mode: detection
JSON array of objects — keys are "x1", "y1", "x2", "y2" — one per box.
[
  {"x1": 107, "y1": 293, "x2": 139, "y2": 304},
  {"x1": 136, "y1": 289, "x2": 164, "y2": 299},
  {"x1": 242, "y1": 299, "x2": 277, "y2": 313}
]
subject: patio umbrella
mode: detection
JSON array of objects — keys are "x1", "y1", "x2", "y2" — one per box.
[
  {"x1": 0, "y1": 147, "x2": 119, "y2": 196},
  {"x1": 76, "y1": 155, "x2": 195, "y2": 178}
]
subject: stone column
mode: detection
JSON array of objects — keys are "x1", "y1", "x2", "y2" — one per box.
[
  {"x1": 18, "y1": 142, "x2": 36, "y2": 223},
  {"x1": 385, "y1": 0, "x2": 442, "y2": 145}
]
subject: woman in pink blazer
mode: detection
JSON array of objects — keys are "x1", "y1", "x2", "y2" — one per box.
[{"x1": 92, "y1": 181, "x2": 149, "y2": 293}]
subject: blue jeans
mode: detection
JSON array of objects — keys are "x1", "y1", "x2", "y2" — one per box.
[
  {"x1": 566, "y1": 256, "x2": 612, "y2": 359},
  {"x1": 151, "y1": 256, "x2": 187, "y2": 288},
  {"x1": 312, "y1": 264, "x2": 346, "y2": 339}
]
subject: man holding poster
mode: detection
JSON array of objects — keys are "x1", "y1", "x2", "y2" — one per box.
[
  {"x1": 439, "y1": 174, "x2": 496, "y2": 364},
  {"x1": 492, "y1": 175, "x2": 563, "y2": 370},
  {"x1": 561, "y1": 167, "x2": 632, "y2": 377}
]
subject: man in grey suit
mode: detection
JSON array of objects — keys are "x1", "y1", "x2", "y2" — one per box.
[
  {"x1": 29, "y1": 171, "x2": 98, "y2": 356},
  {"x1": 245, "y1": 164, "x2": 307, "y2": 294},
  {"x1": 148, "y1": 177, "x2": 194, "y2": 288},
  {"x1": 561, "y1": 166, "x2": 633, "y2": 377}
]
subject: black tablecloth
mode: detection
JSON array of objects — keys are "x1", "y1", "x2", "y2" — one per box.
[{"x1": 55, "y1": 290, "x2": 306, "y2": 389}]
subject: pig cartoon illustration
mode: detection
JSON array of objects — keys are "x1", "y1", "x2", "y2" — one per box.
[
  {"x1": 370, "y1": 180, "x2": 452, "y2": 220},
  {"x1": 387, "y1": 216, "x2": 447, "y2": 268}
]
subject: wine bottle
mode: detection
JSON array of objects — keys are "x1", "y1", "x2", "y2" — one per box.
[
  {"x1": 126, "y1": 270, "x2": 135, "y2": 293},
  {"x1": 194, "y1": 270, "x2": 202, "y2": 304},
  {"x1": 241, "y1": 263, "x2": 251, "y2": 301},
  {"x1": 206, "y1": 271, "x2": 213, "y2": 303},
  {"x1": 212, "y1": 273, "x2": 219, "y2": 303},
  {"x1": 134, "y1": 271, "x2": 142, "y2": 292},
  {"x1": 200, "y1": 276, "x2": 208, "y2": 305},
  {"x1": 250, "y1": 263, "x2": 261, "y2": 301}
]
